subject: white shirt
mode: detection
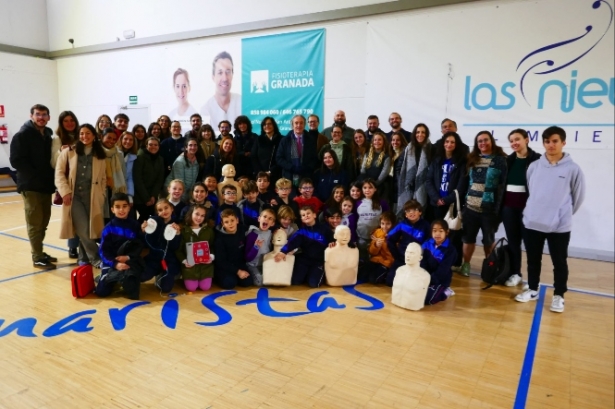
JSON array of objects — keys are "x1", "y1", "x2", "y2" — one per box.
[
  {"x1": 200, "y1": 93, "x2": 241, "y2": 128},
  {"x1": 169, "y1": 104, "x2": 197, "y2": 134}
]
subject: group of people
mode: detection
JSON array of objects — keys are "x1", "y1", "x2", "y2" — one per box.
[{"x1": 9, "y1": 104, "x2": 585, "y2": 311}]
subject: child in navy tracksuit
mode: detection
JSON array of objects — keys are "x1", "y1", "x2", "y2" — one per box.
[
  {"x1": 274, "y1": 206, "x2": 334, "y2": 287},
  {"x1": 96, "y1": 193, "x2": 144, "y2": 299},
  {"x1": 141, "y1": 198, "x2": 182, "y2": 292},
  {"x1": 214, "y1": 209, "x2": 253, "y2": 289},
  {"x1": 340, "y1": 196, "x2": 358, "y2": 244},
  {"x1": 421, "y1": 220, "x2": 457, "y2": 305},
  {"x1": 386, "y1": 200, "x2": 431, "y2": 286},
  {"x1": 203, "y1": 175, "x2": 220, "y2": 216},
  {"x1": 238, "y1": 181, "x2": 265, "y2": 228},
  {"x1": 256, "y1": 172, "x2": 276, "y2": 206}
]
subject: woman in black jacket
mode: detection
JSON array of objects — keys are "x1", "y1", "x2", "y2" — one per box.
[
  {"x1": 251, "y1": 116, "x2": 282, "y2": 181},
  {"x1": 133, "y1": 137, "x2": 165, "y2": 222},
  {"x1": 426, "y1": 131, "x2": 468, "y2": 270},
  {"x1": 501, "y1": 129, "x2": 541, "y2": 287},
  {"x1": 205, "y1": 136, "x2": 243, "y2": 180},
  {"x1": 233, "y1": 115, "x2": 257, "y2": 177}
]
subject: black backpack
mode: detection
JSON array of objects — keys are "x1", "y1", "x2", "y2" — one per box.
[{"x1": 480, "y1": 238, "x2": 511, "y2": 289}]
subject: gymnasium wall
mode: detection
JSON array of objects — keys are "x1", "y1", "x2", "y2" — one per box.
[
  {"x1": 0, "y1": 52, "x2": 59, "y2": 168},
  {"x1": 0, "y1": 0, "x2": 49, "y2": 50},
  {"x1": 4, "y1": 0, "x2": 615, "y2": 259},
  {"x1": 44, "y1": 0, "x2": 391, "y2": 51}
]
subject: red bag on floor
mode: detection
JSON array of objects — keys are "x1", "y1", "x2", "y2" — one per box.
[{"x1": 71, "y1": 265, "x2": 94, "y2": 298}]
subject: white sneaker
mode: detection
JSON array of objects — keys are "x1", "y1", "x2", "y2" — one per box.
[
  {"x1": 550, "y1": 295, "x2": 565, "y2": 313},
  {"x1": 444, "y1": 287, "x2": 455, "y2": 297},
  {"x1": 515, "y1": 289, "x2": 539, "y2": 302},
  {"x1": 505, "y1": 274, "x2": 522, "y2": 287}
]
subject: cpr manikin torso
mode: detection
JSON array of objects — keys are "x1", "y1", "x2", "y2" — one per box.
[
  {"x1": 217, "y1": 164, "x2": 243, "y2": 203},
  {"x1": 263, "y1": 229, "x2": 294, "y2": 286},
  {"x1": 325, "y1": 225, "x2": 359, "y2": 286},
  {"x1": 392, "y1": 242, "x2": 430, "y2": 311}
]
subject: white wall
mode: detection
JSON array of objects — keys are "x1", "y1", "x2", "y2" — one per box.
[
  {"x1": 0, "y1": 0, "x2": 49, "y2": 50},
  {"x1": 0, "y1": 52, "x2": 59, "y2": 168},
  {"x1": 52, "y1": 0, "x2": 614, "y2": 258},
  {"x1": 46, "y1": 0, "x2": 390, "y2": 51}
]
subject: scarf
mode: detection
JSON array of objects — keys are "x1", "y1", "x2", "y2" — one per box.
[
  {"x1": 397, "y1": 142, "x2": 430, "y2": 212},
  {"x1": 104, "y1": 146, "x2": 127, "y2": 194},
  {"x1": 200, "y1": 140, "x2": 216, "y2": 158},
  {"x1": 330, "y1": 141, "x2": 345, "y2": 164},
  {"x1": 389, "y1": 148, "x2": 402, "y2": 177}
]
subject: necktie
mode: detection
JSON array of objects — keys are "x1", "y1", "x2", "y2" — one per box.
[{"x1": 296, "y1": 134, "x2": 302, "y2": 157}]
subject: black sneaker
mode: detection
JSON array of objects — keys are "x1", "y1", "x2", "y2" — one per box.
[
  {"x1": 68, "y1": 248, "x2": 78, "y2": 259},
  {"x1": 43, "y1": 253, "x2": 58, "y2": 262},
  {"x1": 33, "y1": 259, "x2": 57, "y2": 269}
]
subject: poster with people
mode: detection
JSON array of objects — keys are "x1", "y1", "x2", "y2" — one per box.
[
  {"x1": 163, "y1": 40, "x2": 242, "y2": 133},
  {"x1": 163, "y1": 29, "x2": 325, "y2": 135}
]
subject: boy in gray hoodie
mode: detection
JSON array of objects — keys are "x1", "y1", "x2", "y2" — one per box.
[{"x1": 515, "y1": 126, "x2": 585, "y2": 313}]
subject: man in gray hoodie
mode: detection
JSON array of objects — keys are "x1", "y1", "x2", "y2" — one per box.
[{"x1": 514, "y1": 126, "x2": 585, "y2": 313}]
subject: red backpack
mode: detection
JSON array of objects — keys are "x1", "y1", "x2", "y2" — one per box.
[{"x1": 71, "y1": 264, "x2": 95, "y2": 298}]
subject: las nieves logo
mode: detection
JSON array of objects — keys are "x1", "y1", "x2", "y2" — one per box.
[
  {"x1": 464, "y1": 0, "x2": 614, "y2": 112},
  {"x1": 251, "y1": 70, "x2": 269, "y2": 93}
]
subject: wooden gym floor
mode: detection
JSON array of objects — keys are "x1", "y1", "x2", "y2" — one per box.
[{"x1": 0, "y1": 193, "x2": 613, "y2": 409}]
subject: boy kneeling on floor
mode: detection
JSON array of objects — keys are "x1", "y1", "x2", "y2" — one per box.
[{"x1": 95, "y1": 193, "x2": 145, "y2": 299}]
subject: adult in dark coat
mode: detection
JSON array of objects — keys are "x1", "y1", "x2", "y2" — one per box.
[
  {"x1": 275, "y1": 115, "x2": 319, "y2": 186},
  {"x1": 313, "y1": 148, "x2": 350, "y2": 202},
  {"x1": 9, "y1": 104, "x2": 57, "y2": 268},
  {"x1": 205, "y1": 136, "x2": 244, "y2": 180},
  {"x1": 133, "y1": 137, "x2": 165, "y2": 222},
  {"x1": 233, "y1": 115, "x2": 257, "y2": 177},
  {"x1": 251, "y1": 116, "x2": 282, "y2": 182}
]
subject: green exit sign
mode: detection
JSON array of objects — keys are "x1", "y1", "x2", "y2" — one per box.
[{"x1": 129, "y1": 96, "x2": 138, "y2": 104}]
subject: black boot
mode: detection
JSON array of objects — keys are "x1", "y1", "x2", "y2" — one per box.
[{"x1": 68, "y1": 247, "x2": 78, "y2": 259}]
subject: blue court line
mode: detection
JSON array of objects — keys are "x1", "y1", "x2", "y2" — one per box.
[
  {"x1": 463, "y1": 123, "x2": 614, "y2": 127},
  {"x1": 0, "y1": 269, "x2": 56, "y2": 284},
  {"x1": 0, "y1": 262, "x2": 77, "y2": 285},
  {"x1": 514, "y1": 286, "x2": 547, "y2": 409},
  {"x1": 0, "y1": 231, "x2": 68, "y2": 252}
]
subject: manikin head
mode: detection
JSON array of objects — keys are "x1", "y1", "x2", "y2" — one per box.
[
  {"x1": 334, "y1": 225, "x2": 351, "y2": 246},
  {"x1": 221, "y1": 164, "x2": 236, "y2": 178},
  {"x1": 272, "y1": 229, "x2": 288, "y2": 247},
  {"x1": 405, "y1": 243, "x2": 423, "y2": 266}
]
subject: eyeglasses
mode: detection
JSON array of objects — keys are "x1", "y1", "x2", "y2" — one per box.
[
  {"x1": 224, "y1": 192, "x2": 237, "y2": 196},
  {"x1": 301, "y1": 187, "x2": 314, "y2": 191}
]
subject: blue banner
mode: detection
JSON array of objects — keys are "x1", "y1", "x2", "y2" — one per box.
[{"x1": 242, "y1": 29, "x2": 325, "y2": 133}]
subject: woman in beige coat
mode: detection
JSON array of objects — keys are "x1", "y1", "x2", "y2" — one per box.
[{"x1": 55, "y1": 123, "x2": 107, "y2": 268}]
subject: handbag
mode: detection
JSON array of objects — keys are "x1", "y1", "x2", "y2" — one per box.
[
  {"x1": 54, "y1": 149, "x2": 71, "y2": 205},
  {"x1": 443, "y1": 189, "x2": 462, "y2": 231}
]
